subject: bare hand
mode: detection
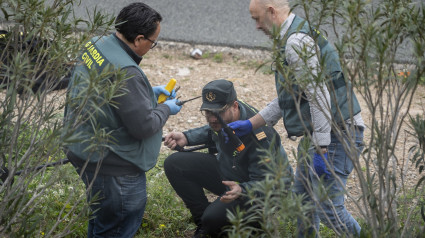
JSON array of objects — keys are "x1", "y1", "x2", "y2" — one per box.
[
  {"x1": 220, "y1": 181, "x2": 242, "y2": 203},
  {"x1": 163, "y1": 132, "x2": 188, "y2": 150}
]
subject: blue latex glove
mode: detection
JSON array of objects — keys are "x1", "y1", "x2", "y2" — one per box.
[
  {"x1": 313, "y1": 152, "x2": 331, "y2": 179},
  {"x1": 163, "y1": 99, "x2": 182, "y2": 115},
  {"x1": 153, "y1": 85, "x2": 177, "y2": 100},
  {"x1": 227, "y1": 120, "x2": 253, "y2": 137}
]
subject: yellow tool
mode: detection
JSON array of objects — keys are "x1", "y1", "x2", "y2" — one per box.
[{"x1": 157, "y1": 78, "x2": 177, "y2": 104}]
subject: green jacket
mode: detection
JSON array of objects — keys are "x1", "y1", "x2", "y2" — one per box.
[
  {"x1": 65, "y1": 34, "x2": 162, "y2": 172},
  {"x1": 183, "y1": 100, "x2": 291, "y2": 192},
  {"x1": 276, "y1": 15, "x2": 361, "y2": 136}
]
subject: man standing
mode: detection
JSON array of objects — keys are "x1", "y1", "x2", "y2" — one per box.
[
  {"x1": 64, "y1": 3, "x2": 181, "y2": 237},
  {"x1": 163, "y1": 79, "x2": 292, "y2": 237},
  {"x1": 228, "y1": 0, "x2": 365, "y2": 237}
]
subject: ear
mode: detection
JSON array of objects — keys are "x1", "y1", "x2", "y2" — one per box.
[
  {"x1": 134, "y1": 34, "x2": 144, "y2": 46},
  {"x1": 232, "y1": 101, "x2": 239, "y2": 110},
  {"x1": 268, "y1": 6, "x2": 275, "y2": 16}
]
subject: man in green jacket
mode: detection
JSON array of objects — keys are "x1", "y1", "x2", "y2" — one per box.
[
  {"x1": 64, "y1": 3, "x2": 181, "y2": 237},
  {"x1": 163, "y1": 79, "x2": 292, "y2": 237},
  {"x1": 228, "y1": 0, "x2": 365, "y2": 237}
]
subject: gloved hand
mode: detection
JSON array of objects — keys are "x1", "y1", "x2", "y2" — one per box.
[
  {"x1": 313, "y1": 152, "x2": 331, "y2": 179},
  {"x1": 153, "y1": 85, "x2": 177, "y2": 100},
  {"x1": 163, "y1": 98, "x2": 182, "y2": 115},
  {"x1": 227, "y1": 120, "x2": 253, "y2": 137}
]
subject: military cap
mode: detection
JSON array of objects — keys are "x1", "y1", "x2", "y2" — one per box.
[{"x1": 200, "y1": 79, "x2": 237, "y2": 111}]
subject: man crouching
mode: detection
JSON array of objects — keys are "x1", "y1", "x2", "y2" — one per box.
[{"x1": 163, "y1": 79, "x2": 293, "y2": 237}]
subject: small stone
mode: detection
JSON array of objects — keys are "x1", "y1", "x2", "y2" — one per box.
[{"x1": 177, "y1": 67, "x2": 190, "y2": 77}]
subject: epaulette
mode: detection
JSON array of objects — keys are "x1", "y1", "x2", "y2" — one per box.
[
  {"x1": 238, "y1": 100, "x2": 267, "y2": 141},
  {"x1": 253, "y1": 128, "x2": 267, "y2": 141},
  {"x1": 255, "y1": 131, "x2": 267, "y2": 141}
]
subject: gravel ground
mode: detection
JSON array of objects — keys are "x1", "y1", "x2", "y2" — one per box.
[{"x1": 145, "y1": 40, "x2": 423, "y2": 222}]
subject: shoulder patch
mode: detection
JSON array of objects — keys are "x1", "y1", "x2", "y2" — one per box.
[{"x1": 255, "y1": 131, "x2": 267, "y2": 141}]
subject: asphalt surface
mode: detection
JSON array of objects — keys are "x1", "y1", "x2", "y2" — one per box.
[
  {"x1": 74, "y1": 0, "x2": 276, "y2": 49},
  {"x1": 72, "y1": 0, "x2": 420, "y2": 63},
  {"x1": 2, "y1": 0, "x2": 419, "y2": 62}
]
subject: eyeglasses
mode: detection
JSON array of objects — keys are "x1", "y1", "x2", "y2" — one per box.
[
  {"x1": 145, "y1": 37, "x2": 158, "y2": 49},
  {"x1": 201, "y1": 105, "x2": 230, "y2": 118}
]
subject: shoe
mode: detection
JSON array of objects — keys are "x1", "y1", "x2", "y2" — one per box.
[{"x1": 193, "y1": 226, "x2": 208, "y2": 238}]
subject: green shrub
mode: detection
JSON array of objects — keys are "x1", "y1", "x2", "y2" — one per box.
[
  {"x1": 136, "y1": 153, "x2": 194, "y2": 237},
  {"x1": 213, "y1": 52, "x2": 223, "y2": 63},
  {"x1": 0, "y1": 0, "x2": 115, "y2": 236}
]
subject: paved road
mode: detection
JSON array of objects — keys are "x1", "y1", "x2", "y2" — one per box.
[
  {"x1": 75, "y1": 0, "x2": 277, "y2": 49},
  {"x1": 72, "y1": 0, "x2": 416, "y2": 62}
]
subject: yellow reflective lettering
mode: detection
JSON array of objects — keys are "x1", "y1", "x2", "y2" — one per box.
[{"x1": 97, "y1": 59, "x2": 104, "y2": 66}]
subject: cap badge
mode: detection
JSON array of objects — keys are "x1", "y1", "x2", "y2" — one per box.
[{"x1": 206, "y1": 92, "x2": 216, "y2": 102}]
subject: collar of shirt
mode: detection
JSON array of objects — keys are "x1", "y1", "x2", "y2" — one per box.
[
  {"x1": 238, "y1": 100, "x2": 248, "y2": 120},
  {"x1": 113, "y1": 33, "x2": 143, "y2": 65},
  {"x1": 279, "y1": 13, "x2": 296, "y2": 39}
]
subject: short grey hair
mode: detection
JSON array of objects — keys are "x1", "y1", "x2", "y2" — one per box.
[{"x1": 257, "y1": 0, "x2": 290, "y2": 10}]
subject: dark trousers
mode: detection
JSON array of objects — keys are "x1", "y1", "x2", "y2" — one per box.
[
  {"x1": 79, "y1": 170, "x2": 147, "y2": 238},
  {"x1": 164, "y1": 152, "x2": 248, "y2": 235}
]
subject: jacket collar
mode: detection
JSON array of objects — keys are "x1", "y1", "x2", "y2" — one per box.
[
  {"x1": 279, "y1": 13, "x2": 296, "y2": 39},
  {"x1": 237, "y1": 100, "x2": 248, "y2": 121},
  {"x1": 113, "y1": 33, "x2": 143, "y2": 65}
]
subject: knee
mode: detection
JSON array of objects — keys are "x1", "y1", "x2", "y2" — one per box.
[
  {"x1": 201, "y1": 212, "x2": 226, "y2": 235},
  {"x1": 163, "y1": 153, "x2": 181, "y2": 174},
  {"x1": 316, "y1": 202, "x2": 349, "y2": 227}
]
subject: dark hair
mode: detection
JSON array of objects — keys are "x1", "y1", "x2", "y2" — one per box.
[{"x1": 115, "y1": 2, "x2": 162, "y2": 43}]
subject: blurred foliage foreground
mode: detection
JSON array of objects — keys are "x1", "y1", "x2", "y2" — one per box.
[{"x1": 1, "y1": 0, "x2": 425, "y2": 237}]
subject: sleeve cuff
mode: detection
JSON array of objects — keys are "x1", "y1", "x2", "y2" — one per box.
[
  {"x1": 258, "y1": 98, "x2": 282, "y2": 126},
  {"x1": 182, "y1": 131, "x2": 192, "y2": 146},
  {"x1": 312, "y1": 132, "x2": 330, "y2": 146}
]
